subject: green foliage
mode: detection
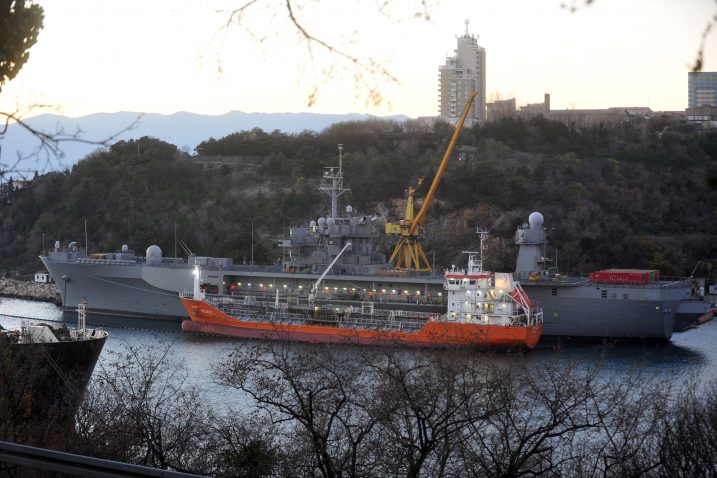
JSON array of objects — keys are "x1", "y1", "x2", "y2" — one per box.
[
  {"x1": 0, "y1": 0, "x2": 44, "y2": 90},
  {"x1": 1, "y1": 120, "x2": 716, "y2": 277}
]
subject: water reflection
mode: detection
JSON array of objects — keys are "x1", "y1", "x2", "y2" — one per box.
[{"x1": 1, "y1": 298, "x2": 715, "y2": 394}]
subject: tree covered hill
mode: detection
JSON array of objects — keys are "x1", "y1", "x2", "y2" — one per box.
[{"x1": 2, "y1": 115, "x2": 715, "y2": 277}]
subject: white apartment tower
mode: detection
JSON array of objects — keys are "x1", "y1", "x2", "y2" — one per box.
[{"x1": 438, "y1": 21, "x2": 486, "y2": 125}]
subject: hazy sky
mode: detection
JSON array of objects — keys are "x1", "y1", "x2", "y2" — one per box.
[{"x1": 2, "y1": 0, "x2": 715, "y2": 118}]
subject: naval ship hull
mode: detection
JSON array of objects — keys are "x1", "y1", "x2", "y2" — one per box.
[
  {"x1": 523, "y1": 282, "x2": 680, "y2": 340},
  {"x1": 40, "y1": 256, "x2": 193, "y2": 320}
]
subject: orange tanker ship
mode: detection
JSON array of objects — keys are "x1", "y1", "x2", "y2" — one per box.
[{"x1": 180, "y1": 238, "x2": 543, "y2": 349}]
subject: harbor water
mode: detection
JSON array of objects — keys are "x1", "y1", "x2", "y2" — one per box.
[{"x1": 1, "y1": 297, "x2": 716, "y2": 401}]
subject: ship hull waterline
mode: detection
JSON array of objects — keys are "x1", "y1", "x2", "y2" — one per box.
[{"x1": 180, "y1": 298, "x2": 542, "y2": 349}]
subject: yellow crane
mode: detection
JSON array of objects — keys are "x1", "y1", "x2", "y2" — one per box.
[{"x1": 385, "y1": 91, "x2": 477, "y2": 271}]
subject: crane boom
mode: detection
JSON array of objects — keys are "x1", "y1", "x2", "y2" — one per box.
[
  {"x1": 385, "y1": 92, "x2": 478, "y2": 272},
  {"x1": 409, "y1": 91, "x2": 477, "y2": 236},
  {"x1": 308, "y1": 242, "x2": 352, "y2": 304}
]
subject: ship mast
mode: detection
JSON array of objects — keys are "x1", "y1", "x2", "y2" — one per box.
[
  {"x1": 319, "y1": 144, "x2": 350, "y2": 218},
  {"x1": 463, "y1": 229, "x2": 489, "y2": 275}
]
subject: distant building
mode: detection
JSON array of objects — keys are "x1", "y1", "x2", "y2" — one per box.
[
  {"x1": 686, "y1": 105, "x2": 717, "y2": 129},
  {"x1": 34, "y1": 272, "x2": 53, "y2": 283},
  {"x1": 688, "y1": 72, "x2": 717, "y2": 108},
  {"x1": 0, "y1": 178, "x2": 32, "y2": 200},
  {"x1": 438, "y1": 21, "x2": 486, "y2": 126},
  {"x1": 12, "y1": 180, "x2": 31, "y2": 190},
  {"x1": 548, "y1": 106, "x2": 655, "y2": 128},
  {"x1": 486, "y1": 98, "x2": 516, "y2": 122},
  {"x1": 517, "y1": 94, "x2": 551, "y2": 119},
  {"x1": 485, "y1": 93, "x2": 684, "y2": 128}
]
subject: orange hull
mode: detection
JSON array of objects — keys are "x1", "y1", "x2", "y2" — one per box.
[{"x1": 180, "y1": 298, "x2": 542, "y2": 349}]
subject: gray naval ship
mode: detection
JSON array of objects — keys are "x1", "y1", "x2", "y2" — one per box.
[
  {"x1": 40, "y1": 145, "x2": 708, "y2": 340},
  {"x1": 41, "y1": 145, "x2": 446, "y2": 322},
  {"x1": 514, "y1": 212, "x2": 705, "y2": 340}
]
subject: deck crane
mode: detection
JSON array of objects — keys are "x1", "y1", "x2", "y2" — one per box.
[
  {"x1": 308, "y1": 241, "x2": 352, "y2": 305},
  {"x1": 385, "y1": 91, "x2": 477, "y2": 272}
]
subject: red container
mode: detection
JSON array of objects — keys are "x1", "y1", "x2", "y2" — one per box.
[{"x1": 589, "y1": 269, "x2": 660, "y2": 285}]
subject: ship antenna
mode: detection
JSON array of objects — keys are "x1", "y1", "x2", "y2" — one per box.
[
  {"x1": 319, "y1": 144, "x2": 349, "y2": 218},
  {"x1": 477, "y1": 228, "x2": 490, "y2": 273},
  {"x1": 335, "y1": 144, "x2": 344, "y2": 218}
]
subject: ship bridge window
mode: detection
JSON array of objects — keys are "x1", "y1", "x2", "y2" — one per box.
[
  {"x1": 623, "y1": 293, "x2": 629, "y2": 299},
  {"x1": 469, "y1": 280, "x2": 476, "y2": 285},
  {"x1": 601, "y1": 290, "x2": 607, "y2": 299},
  {"x1": 551, "y1": 287, "x2": 558, "y2": 296}
]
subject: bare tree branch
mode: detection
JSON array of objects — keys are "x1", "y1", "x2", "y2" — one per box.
[
  {"x1": 0, "y1": 106, "x2": 143, "y2": 178},
  {"x1": 211, "y1": 0, "x2": 434, "y2": 108},
  {"x1": 691, "y1": 6, "x2": 717, "y2": 72},
  {"x1": 562, "y1": 0, "x2": 717, "y2": 73}
]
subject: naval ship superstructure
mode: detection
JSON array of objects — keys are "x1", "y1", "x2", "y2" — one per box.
[{"x1": 40, "y1": 145, "x2": 445, "y2": 321}]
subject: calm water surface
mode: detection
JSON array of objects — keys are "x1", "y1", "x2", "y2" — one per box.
[{"x1": 2, "y1": 297, "x2": 716, "y2": 403}]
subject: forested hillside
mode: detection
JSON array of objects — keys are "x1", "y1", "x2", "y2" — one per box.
[{"x1": 2, "y1": 115, "x2": 715, "y2": 277}]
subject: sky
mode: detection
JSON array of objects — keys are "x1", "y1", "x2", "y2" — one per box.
[{"x1": 1, "y1": 0, "x2": 716, "y2": 119}]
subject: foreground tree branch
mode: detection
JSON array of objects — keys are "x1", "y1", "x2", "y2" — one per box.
[
  {"x1": 0, "y1": 106, "x2": 143, "y2": 177},
  {"x1": 216, "y1": 0, "x2": 432, "y2": 108}
]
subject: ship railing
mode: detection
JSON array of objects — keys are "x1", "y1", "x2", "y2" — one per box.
[
  {"x1": 215, "y1": 304, "x2": 309, "y2": 326},
  {"x1": 210, "y1": 295, "x2": 437, "y2": 320},
  {"x1": 657, "y1": 277, "x2": 692, "y2": 288},
  {"x1": 212, "y1": 300, "x2": 430, "y2": 331},
  {"x1": 76, "y1": 258, "x2": 136, "y2": 266},
  {"x1": 222, "y1": 264, "x2": 284, "y2": 273},
  {"x1": 343, "y1": 305, "x2": 434, "y2": 320},
  {"x1": 338, "y1": 315, "x2": 425, "y2": 332}
]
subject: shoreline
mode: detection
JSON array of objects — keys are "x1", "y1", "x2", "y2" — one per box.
[{"x1": 0, "y1": 278, "x2": 59, "y2": 304}]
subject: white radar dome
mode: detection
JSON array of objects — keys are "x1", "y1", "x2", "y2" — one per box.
[
  {"x1": 309, "y1": 220, "x2": 317, "y2": 227},
  {"x1": 121, "y1": 244, "x2": 129, "y2": 252},
  {"x1": 327, "y1": 217, "x2": 336, "y2": 226},
  {"x1": 346, "y1": 205, "x2": 353, "y2": 213},
  {"x1": 528, "y1": 212, "x2": 544, "y2": 228},
  {"x1": 146, "y1": 245, "x2": 163, "y2": 263},
  {"x1": 318, "y1": 217, "x2": 327, "y2": 226}
]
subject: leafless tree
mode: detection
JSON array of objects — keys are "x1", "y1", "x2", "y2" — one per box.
[
  {"x1": 215, "y1": 0, "x2": 434, "y2": 107},
  {"x1": 658, "y1": 379, "x2": 717, "y2": 477},
  {"x1": 74, "y1": 341, "x2": 218, "y2": 475},
  {"x1": 217, "y1": 342, "x2": 389, "y2": 478},
  {"x1": 363, "y1": 348, "x2": 498, "y2": 477},
  {"x1": 0, "y1": 106, "x2": 142, "y2": 179},
  {"x1": 211, "y1": 412, "x2": 279, "y2": 478},
  {"x1": 217, "y1": 343, "x2": 695, "y2": 478}
]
